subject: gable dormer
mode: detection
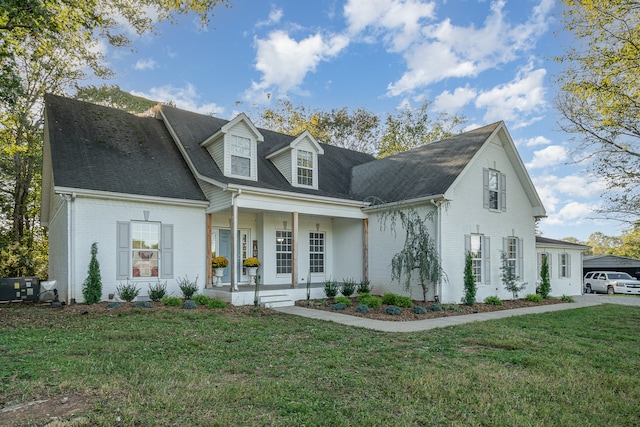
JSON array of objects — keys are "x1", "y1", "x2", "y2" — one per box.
[
  {"x1": 200, "y1": 113, "x2": 264, "y2": 181},
  {"x1": 266, "y1": 131, "x2": 324, "y2": 190}
]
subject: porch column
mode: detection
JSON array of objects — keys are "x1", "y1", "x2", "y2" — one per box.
[
  {"x1": 363, "y1": 218, "x2": 369, "y2": 282},
  {"x1": 230, "y1": 201, "x2": 238, "y2": 292},
  {"x1": 291, "y1": 211, "x2": 298, "y2": 288},
  {"x1": 205, "y1": 213, "x2": 212, "y2": 288}
]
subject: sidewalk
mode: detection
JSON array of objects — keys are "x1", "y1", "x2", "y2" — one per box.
[{"x1": 273, "y1": 295, "x2": 640, "y2": 333}]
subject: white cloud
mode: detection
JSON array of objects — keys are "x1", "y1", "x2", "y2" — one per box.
[
  {"x1": 344, "y1": 0, "x2": 437, "y2": 51},
  {"x1": 245, "y1": 30, "x2": 349, "y2": 102},
  {"x1": 433, "y1": 85, "x2": 477, "y2": 113},
  {"x1": 384, "y1": 0, "x2": 553, "y2": 96},
  {"x1": 131, "y1": 84, "x2": 224, "y2": 116},
  {"x1": 525, "y1": 145, "x2": 568, "y2": 169},
  {"x1": 518, "y1": 135, "x2": 551, "y2": 147},
  {"x1": 134, "y1": 58, "x2": 157, "y2": 70},
  {"x1": 474, "y1": 66, "x2": 547, "y2": 125},
  {"x1": 543, "y1": 202, "x2": 595, "y2": 226},
  {"x1": 257, "y1": 7, "x2": 283, "y2": 27}
]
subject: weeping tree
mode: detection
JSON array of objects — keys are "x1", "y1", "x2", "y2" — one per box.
[{"x1": 378, "y1": 205, "x2": 446, "y2": 302}]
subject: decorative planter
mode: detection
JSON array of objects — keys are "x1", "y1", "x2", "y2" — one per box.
[
  {"x1": 214, "y1": 267, "x2": 225, "y2": 287},
  {"x1": 247, "y1": 267, "x2": 258, "y2": 285}
]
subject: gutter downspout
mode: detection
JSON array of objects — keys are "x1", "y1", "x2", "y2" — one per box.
[
  {"x1": 63, "y1": 192, "x2": 76, "y2": 304},
  {"x1": 230, "y1": 189, "x2": 241, "y2": 292},
  {"x1": 431, "y1": 199, "x2": 442, "y2": 302}
]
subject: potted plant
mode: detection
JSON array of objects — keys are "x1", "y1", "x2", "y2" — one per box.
[
  {"x1": 211, "y1": 256, "x2": 228, "y2": 287},
  {"x1": 243, "y1": 257, "x2": 260, "y2": 285}
]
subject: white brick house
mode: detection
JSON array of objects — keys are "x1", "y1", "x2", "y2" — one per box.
[{"x1": 42, "y1": 94, "x2": 581, "y2": 305}]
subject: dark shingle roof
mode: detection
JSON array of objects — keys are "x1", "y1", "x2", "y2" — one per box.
[
  {"x1": 350, "y1": 122, "x2": 501, "y2": 203},
  {"x1": 159, "y1": 105, "x2": 376, "y2": 200},
  {"x1": 536, "y1": 236, "x2": 590, "y2": 248},
  {"x1": 45, "y1": 94, "x2": 206, "y2": 201}
]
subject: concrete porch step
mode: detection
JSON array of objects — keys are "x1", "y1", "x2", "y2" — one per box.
[{"x1": 259, "y1": 294, "x2": 294, "y2": 308}]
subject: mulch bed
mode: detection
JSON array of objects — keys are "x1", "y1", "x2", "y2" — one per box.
[{"x1": 295, "y1": 297, "x2": 569, "y2": 321}]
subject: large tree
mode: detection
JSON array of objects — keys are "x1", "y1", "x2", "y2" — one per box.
[
  {"x1": 377, "y1": 101, "x2": 466, "y2": 158},
  {"x1": 0, "y1": 0, "x2": 231, "y2": 277},
  {"x1": 556, "y1": 0, "x2": 640, "y2": 224},
  {"x1": 259, "y1": 99, "x2": 381, "y2": 154}
]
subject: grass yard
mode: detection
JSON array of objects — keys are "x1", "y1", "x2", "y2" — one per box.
[{"x1": 1, "y1": 304, "x2": 639, "y2": 426}]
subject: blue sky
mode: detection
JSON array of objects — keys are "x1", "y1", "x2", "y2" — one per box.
[{"x1": 94, "y1": 0, "x2": 619, "y2": 241}]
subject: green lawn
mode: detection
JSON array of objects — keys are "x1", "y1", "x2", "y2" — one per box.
[{"x1": 1, "y1": 304, "x2": 639, "y2": 426}]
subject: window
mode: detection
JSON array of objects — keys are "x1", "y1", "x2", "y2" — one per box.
[
  {"x1": 297, "y1": 150, "x2": 313, "y2": 186},
  {"x1": 276, "y1": 230, "x2": 292, "y2": 274},
  {"x1": 309, "y1": 232, "x2": 324, "y2": 273},
  {"x1": 503, "y1": 237, "x2": 522, "y2": 278},
  {"x1": 230, "y1": 135, "x2": 251, "y2": 177},
  {"x1": 466, "y1": 234, "x2": 490, "y2": 285},
  {"x1": 117, "y1": 221, "x2": 173, "y2": 280},
  {"x1": 559, "y1": 253, "x2": 571, "y2": 278},
  {"x1": 483, "y1": 168, "x2": 506, "y2": 211}
]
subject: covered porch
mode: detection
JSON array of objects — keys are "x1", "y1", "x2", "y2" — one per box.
[{"x1": 202, "y1": 282, "x2": 327, "y2": 308}]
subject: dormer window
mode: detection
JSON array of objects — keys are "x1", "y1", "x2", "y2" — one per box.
[
  {"x1": 231, "y1": 135, "x2": 251, "y2": 177},
  {"x1": 297, "y1": 150, "x2": 313, "y2": 186}
]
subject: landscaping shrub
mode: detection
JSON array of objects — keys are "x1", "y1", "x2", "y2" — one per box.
[
  {"x1": 183, "y1": 300, "x2": 197, "y2": 310},
  {"x1": 357, "y1": 293, "x2": 382, "y2": 308},
  {"x1": 442, "y1": 303, "x2": 463, "y2": 313},
  {"x1": 413, "y1": 305, "x2": 427, "y2": 314},
  {"x1": 161, "y1": 296, "x2": 183, "y2": 307},
  {"x1": 323, "y1": 280, "x2": 339, "y2": 298},
  {"x1": 357, "y1": 279, "x2": 372, "y2": 294},
  {"x1": 395, "y1": 295, "x2": 413, "y2": 308},
  {"x1": 340, "y1": 278, "x2": 356, "y2": 297},
  {"x1": 148, "y1": 281, "x2": 167, "y2": 302},
  {"x1": 192, "y1": 294, "x2": 213, "y2": 306},
  {"x1": 116, "y1": 280, "x2": 140, "y2": 302},
  {"x1": 334, "y1": 296, "x2": 352, "y2": 307},
  {"x1": 106, "y1": 302, "x2": 121, "y2": 309},
  {"x1": 355, "y1": 304, "x2": 370, "y2": 314},
  {"x1": 463, "y1": 251, "x2": 477, "y2": 306},
  {"x1": 385, "y1": 305, "x2": 401, "y2": 315},
  {"x1": 178, "y1": 275, "x2": 199, "y2": 299},
  {"x1": 134, "y1": 301, "x2": 152, "y2": 309},
  {"x1": 538, "y1": 255, "x2": 551, "y2": 299},
  {"x1": 428, "y1": 304, "x2": 442, "y2": 312},
  {"x1": 332, "y1": 302, "x2": 347, "y2": 311},
  {"x1": 381, "y1": 293, "x2": 398, "y2": 305},
  {"x1": 484, "y1": 295, "x2": 503, "y2": 306},
  {"x1": 206, "y1": 299, "x2": 227, "y2": 309},
  {"x1": 82, "y1": 242, "x2": 102, "y2": 304},
  {"x1": 526, "y1": 293, "x2": 543, "y2": 303},
  {"x1": 561, "y1": 294, "x2": 574, "y2": 302}
]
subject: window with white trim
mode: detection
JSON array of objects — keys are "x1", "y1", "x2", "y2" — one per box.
[
  {"x1": 465, "y1": 234, "x2": 491, "y2": 285},
  {"x1": 483, "y1": 168, "x2": 506, "y2": 211},
  {"x1": 503, "y1": 236, "x2": 523, "y2": 279},
  {"x1": 230, "y1": 135, "x2": 251, "y2": 177},
  {"x1": 117, "y1": 221, "x2": 173, "y2": 280},
  {"x1": 559, "y1": 253, "x2": 571, "y2": 278},
  {"x1": 309, "y1": 232, "x2": 324, "y2": 273},
  {"x1": 276, "y1": 230, "x2": 292, "y2": 274},
  {"x1": 471, "y1": 235, "x2": 483, "y2": 284},
  {"x1": 297, "y1": 150, "x2": 313, "y2": 186}
]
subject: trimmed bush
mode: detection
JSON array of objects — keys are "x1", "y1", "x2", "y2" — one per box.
[
  {"x1": 183, "y1": 300, "x2": 197, "y2": 310},
  {"x1": 340, "y1": 279, "x2": 357, "y2": 297},
  {"x1": 484, "y1": 295, "x2": 503, "y2": 306},
  {"x1": 357, "y1": 293, "x2": 382, "y2": 308},
  {"x1": 428, "y1": 304, "x2": 442, "y2": 312},
  {"x1": 82, "y1": 242, "x2": 102, "y2": 305},
  {"x1": 413, "y1": 305, "x2": 427, "y2": 314},
  {"x1": 385, "y1": 305, "x2": 401, "y2": 315},
  {"x1": 334, "y1": 296, "x2": 352, "y2": 307},
  {"x1": 526, "y1": 293, "x2": 543, "y2": 303},
  {"x1": 355, "y1": 304, "x2": 370, "y2": 314},
  {"x1": 178, "y1": 275, "x2": 199, "y2": 299},
  {"x1": 134, "y1": 301, "x2": 152, "y2": 309},
  {"x1": 116, "y1": 280, "x2": 140, "y2": 302},
  {"x1": 332, "y1": 302, "x2": 347, "y2": 311},
  {"x1": 381, "y1": 293, "x2": 398, "y2": 305},
  {"x1": 206, "y1": 299, "x2": 227, "y2": 309},
  {"x1": 161, "y1": 296, "x2": 183, "y2": 307},
  {"x1": 357, "y1": 279, "x2": 372, "y2": 294},
  {"x1": 442, "y1": 304, "x2": 463, "y2": 313},
  {"x1": 324, "y1": 280, "x2": 339, "y2": 298},
  {"x1": 106, "y1": 302, "x2": 121, "y2": 309},
  {"x1": 192, "y1": 294, "x2": 213, "y2": 306},
  {"x1": 395, "y1": 295, "x2": 413, "y2": 308},
  {"x1": 148, "y1": 281, "x2": 167, "y2": 302},
  {"x1": 561, "y1": 294, "x2": 574, "y2": 302}
]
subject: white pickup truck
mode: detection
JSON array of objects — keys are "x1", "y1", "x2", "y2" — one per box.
[{"x1": 583, "y1": 271, "x2": 640, "y2": 295}]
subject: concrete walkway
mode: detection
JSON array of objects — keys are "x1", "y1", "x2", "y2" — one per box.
[{"x1": 273, "y1": 295, "x2": 640, "y2": 333}]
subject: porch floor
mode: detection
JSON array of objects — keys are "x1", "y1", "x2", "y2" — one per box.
[{"x1": 202, "y1": 282, "x2": 326, "y2": 307}]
